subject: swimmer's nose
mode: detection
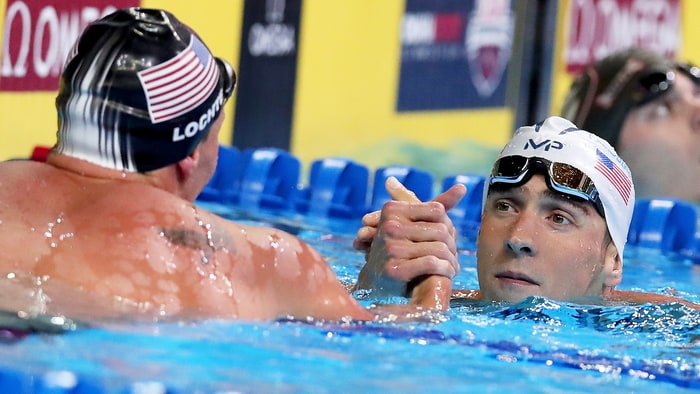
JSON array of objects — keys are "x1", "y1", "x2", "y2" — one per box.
[{"x1": 505, "y1": 238, "x2": 536, "y2": 256}]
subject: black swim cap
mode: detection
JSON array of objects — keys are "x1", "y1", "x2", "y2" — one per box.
[
  {"x1": 55, "y1": 7, "x2": 236, "y2": 172},
  {"x1": 560, "y1": 48, "x2": 673, "y2": 148}
]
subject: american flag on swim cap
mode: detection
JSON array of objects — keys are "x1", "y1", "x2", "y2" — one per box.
[
  {"x1": 138, "y1": 35, "x2": 219, "y2": 123},
  {"x1": 594, "y1": 149, "x2": 632, "y2": 204}
]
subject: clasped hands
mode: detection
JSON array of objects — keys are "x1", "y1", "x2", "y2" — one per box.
[{"x1": 353, "y1": 176, "x2": 467, "y2": 310}]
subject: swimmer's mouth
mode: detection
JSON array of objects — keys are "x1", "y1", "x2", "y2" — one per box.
[{"x1": 495, "y1": 271, "x2": 539, "y2": 286}]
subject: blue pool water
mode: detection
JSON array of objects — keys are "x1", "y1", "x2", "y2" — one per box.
[{"x1": 1, "y1": 206, "x2": 699, "y2": 393}]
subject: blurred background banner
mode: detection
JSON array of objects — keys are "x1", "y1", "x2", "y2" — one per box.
[
  {"x1": 233, "y1": 0, "x2": 301, "y2": 151},
  {"x1": 548, "y1": 0, "x2": 682, "y2": 114},
  {"x1": 0, "y1": 0, "x2": 697, "y2": 180},
  {"x1": 397, "y1": 0, "x2": 513, "y2": 111},
  {"x1": 563, "y1": 0, "x2": 680, "y2": 74},
  {"x1": 0, "y1": 0, "x2": 138, "y2": 92}
]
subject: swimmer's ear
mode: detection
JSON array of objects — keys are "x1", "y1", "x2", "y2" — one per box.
[
  {"x1": 176, "y1": 147, "x2": 200, "y2": 178},
  {"x1": 603, "y1": 242, "x2": 623, "y2": 287}
]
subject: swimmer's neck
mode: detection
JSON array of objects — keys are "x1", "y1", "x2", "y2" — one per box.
[{"x1": 46, "y1": 152, "x2": 181, "y2": 195}]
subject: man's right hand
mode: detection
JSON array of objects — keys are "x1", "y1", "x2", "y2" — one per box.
[{"x1": 354, "y1": 176, "x2": 467, "y2": 301}]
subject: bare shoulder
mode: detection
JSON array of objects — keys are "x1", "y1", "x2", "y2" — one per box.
[
  {"x1": 608, "y1": 289, "x2": 700, "y2": 310},
  {"x1": 215, "y1": 216, "x2": 327, "y2": 268},
  {"x1": 0, "y1": 160, "x2": 60, "y2": 200}
]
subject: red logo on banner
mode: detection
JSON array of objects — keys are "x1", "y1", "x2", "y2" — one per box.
[
  {"x1": 0, "y1": 0, "x2": 139, "y2": 91},
  {"x1": 565, "y1": 0, "x2": 680, "y2": 73},
  {"x1": 466, "y1": 0, "x2": 513, "y2": 97}
]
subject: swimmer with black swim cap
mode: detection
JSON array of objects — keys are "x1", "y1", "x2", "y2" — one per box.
[
  {"x1": 0, "y1": 8, "x2": 454, "y2": 323},
  {"x1": 55, "y1": 7, "x2": 236, "y2": 172}
]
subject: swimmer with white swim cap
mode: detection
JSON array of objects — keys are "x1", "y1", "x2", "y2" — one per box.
[{"x1": 355, "y1": 116, "x2": 700, "y2": 310}]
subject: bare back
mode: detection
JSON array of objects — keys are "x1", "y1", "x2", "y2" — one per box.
[{"x1": 0, "y1": 159, "x2": 371, "y2": 322}]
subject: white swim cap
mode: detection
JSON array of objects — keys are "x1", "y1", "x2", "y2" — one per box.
[{"x1": 484, "y1": 116, "x2": 635, "y2": 260}]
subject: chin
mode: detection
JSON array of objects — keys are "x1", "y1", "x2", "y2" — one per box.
[{"x1": 483, "y1": 289, "x2": 533, "y2": 304}]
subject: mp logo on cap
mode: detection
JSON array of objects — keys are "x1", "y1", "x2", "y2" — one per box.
[{"x1": 523, "y1": 138, "x2": 563, "y2": 151}]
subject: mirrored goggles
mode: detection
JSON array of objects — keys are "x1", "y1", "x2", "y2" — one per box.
[
  {"x1": 633, "y1": 62, "x2": 700, "y2": 107},
  {"x1": 490, "y1": 155, "x2": 605, "y2": 217}
]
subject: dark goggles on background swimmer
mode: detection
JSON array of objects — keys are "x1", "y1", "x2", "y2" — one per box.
[
  {"x1": 489, "y1": 155, "x2": 605, "y2": 218},
  {"x1": 631, "y1": 62, "x2": 700, "y2": 107}
]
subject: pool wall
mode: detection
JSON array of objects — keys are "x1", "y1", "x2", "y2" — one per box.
[{"x1": 199, "y1": 145, "x2": 700, "y2": 263}]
